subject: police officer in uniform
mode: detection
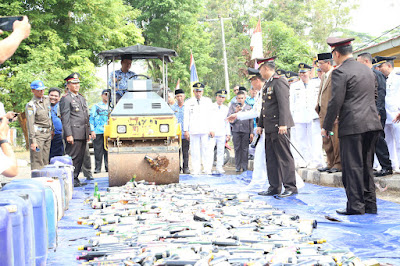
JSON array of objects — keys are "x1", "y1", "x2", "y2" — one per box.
[
  {"x1": 60, "y1": 73, "x2": 91, "y2": 187},
  {"x1": 26, "y1": 80, "x2": 53, "y2": 170},
  {"x1": 322, "y1": 37, "x2": 382, "y2": 215},
  {"x1": 357, "y1": 53, "x2": 392, "y2": 176},
  {"x1": 285, "y1": 71, "x2": 299, "y2": 84},
  {"x1": 256, "y1": 57, "x2": 297, "y2": 197}
]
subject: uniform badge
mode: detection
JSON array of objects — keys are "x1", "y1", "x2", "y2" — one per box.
[
  {"x1": 267, "y1": 87, "x2": 274, "y2": 95},
  {"x1": 28, "y1": 109, "x2": 33, "y2": 116}
]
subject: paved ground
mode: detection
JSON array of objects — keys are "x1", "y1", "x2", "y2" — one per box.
[{"x1": 3, "y1": 148, "x2": 400, "y2": 204}]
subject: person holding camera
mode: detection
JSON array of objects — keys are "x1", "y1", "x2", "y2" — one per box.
[
  {"x1": 0, "y1": 16, "x2": 31, "y2": 64},
  {"x1": 26, "y1": 80, "x2": 53, "y2": 170},
  {"x1": 228, "y1": 90, "x2": 254, "y2": 172},
  {"x1": 89, "y1": 89, "x2": 110, "y2": 173}
]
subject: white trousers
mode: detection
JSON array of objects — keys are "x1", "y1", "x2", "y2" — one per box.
[
  {"x1": 208, "y1": 135, "x2": 225, "y2": 171},
  {"x1": 247, "y1": 131, "x2": 268, "y2": 189},
  {"x1": 292, "y1": 121, "x2": 324, "y2": 168},
  {"x1": 385, "y1": 123, "x2": 400, "y2": 169},
  {"x1": 190, "y1": 134, "x2": 211, "y2": 174},
  {"x1": 246, "y1": 131, "x2": 305, "y2": 191}
]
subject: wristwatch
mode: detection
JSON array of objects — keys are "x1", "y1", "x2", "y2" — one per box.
[{"x1": 0, "y1": 139, "x2": 8, "y2": 145}]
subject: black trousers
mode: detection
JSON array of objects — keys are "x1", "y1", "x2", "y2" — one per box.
[
  {"x1": 375, "y1": 118, "x2": 392, "y2": 170},
  {"x1": 65, "y1": 139, "x2": 86, "y2": 179},
  {"x1": 265, "y1": 130, "x2": 297, "y2": 194},
  {"x1": 340, "y1": 131, "x2": 380, "y2": 214},
  {"x1": 232, "y1": 132, "x2": 250, "y2": 170},
  {"x1": 49, "y1": 133, "x2": 64, "y2": 161},
  {"x1": 180, "y1": 138, "x2": 189, "y2": 170},
  {"x1": 93, "y1": 134, "x2": 108, "y2": 171}
]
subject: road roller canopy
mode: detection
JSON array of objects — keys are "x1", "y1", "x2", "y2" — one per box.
[{"x1": 98, "y1": 44, "x2": 178, "y2": 62}]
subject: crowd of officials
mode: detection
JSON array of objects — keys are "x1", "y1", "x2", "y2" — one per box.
[{"x1": 1, "y1": 17, "x2": 400, "y2": 215}]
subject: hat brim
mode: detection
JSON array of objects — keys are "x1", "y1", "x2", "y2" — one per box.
[
  {"x1": 33, "y1": 87, "x2": 46, "y2": 90},
  {"x1": 194, "y1": 88, "x2": 204, "y2": 91},
  {"x1": 299, "y1": 69, "x2": 309, "y2": 73}
]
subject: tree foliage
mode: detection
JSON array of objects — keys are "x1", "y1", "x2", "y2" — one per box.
[
  {"x1": 127, "y1": 0, "x2": 215, "y2": 96},
  {"x1": 0, "y1": 0, "x2": 143, "y2": 112}
]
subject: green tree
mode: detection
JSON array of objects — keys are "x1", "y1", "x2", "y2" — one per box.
[
  {"x1": 0, "y1": 0, "x2": 143, "y2": 113},
  {"x1": 127, "y1": 0, "x2": 215, "y2": 95}
]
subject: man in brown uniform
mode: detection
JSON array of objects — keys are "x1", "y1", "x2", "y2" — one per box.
[
  {"x1": 315, "y1": 53, "x2": 341, "y2": 173},
  {"x1": 26, "y1": 80, "x2": 52, "y2": 170}
]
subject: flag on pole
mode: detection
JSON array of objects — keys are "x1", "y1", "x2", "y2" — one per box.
[
  {"x1": 250, "y1": 19, "x2": 263, "y2": 64},
  {"x1": 175, "y1": 78, "x2": 180, "y2": 91},
  {"x1": 190, "y1": 52, "x2": 199, "y2": 97}
]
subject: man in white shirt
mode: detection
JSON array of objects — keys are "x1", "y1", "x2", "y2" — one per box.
[
  {"x1": 207, "y1": 90, "x2": 231, "y2": 174},
  {"x1": 227, "y1": 68, "x2": 267, "y2": 190},
  {"x1": 290, "y1": 63, "x2": 324, "y2": 168},
  {"x1": 184, "y1": 82, "x2": 214, "y2": 175},
  {"x1": 376, "y1": 56, "x2": 400, "y2": 173},
  {"x1": 0, "y1": 116, "x2": 18, "y2": 177}
]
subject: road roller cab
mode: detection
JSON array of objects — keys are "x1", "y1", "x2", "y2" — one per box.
[{"x1": 99, "y1": 45, "x2": 181, "y2": 186}]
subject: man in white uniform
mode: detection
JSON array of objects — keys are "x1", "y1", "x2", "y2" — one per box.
[
  {"x1": 184, "y1": 82, "x2": 214, "y2": 175},
  {"x1": 290, "y1": 63, "x2": 324, "y2": 168},
  {"x1": 227, "y1": 68, "x2": 268, "y2": 190},
  {"x1": 207, "y1": 90, "x2": 231, "y2": 174},
  {"x1": 375, "y1": 56, "x2": 400, "y2": 173}
]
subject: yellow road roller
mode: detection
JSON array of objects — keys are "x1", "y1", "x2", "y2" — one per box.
[{"x1": 98, "y1": 45, "x2": 181, "y2": 186}]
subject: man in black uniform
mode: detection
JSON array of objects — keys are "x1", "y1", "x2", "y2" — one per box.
[
  {"x1": 322, "y1": 37, "x2": 382, "y2": 215},
  {"x1": 60, "y1": 73, "x2": 91, "y2": 187},
  {"x1": 256, "y1": 57, "x2": 297, "y2": 197},
  {"x1": 357, "y1": 52, "x2": 392, "y2": 177}
]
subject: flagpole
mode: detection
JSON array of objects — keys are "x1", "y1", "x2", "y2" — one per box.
[{"x1": 219, "y1": 16, "x2": 230, "y2": 99}]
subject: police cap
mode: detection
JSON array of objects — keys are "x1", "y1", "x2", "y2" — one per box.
[
  {"x1": 374, "y1": 56, "x2": 396, "y2": 67},
  {"x1": 298, "y1": 63, "x2": 312, "y2": 73},
  {"x1": 215, "y1": 90, "x2": 227, "y2": 97},
  {"x1": 193, "y1": 82, "x2": 205, "y2": 91},
  {"x1": 247, "y1": 68, "x2": 261, "y2": 80},
  {"x1": 256, "y1": 56, "x2": 276, "y2": 67},
  {"x1": 326, "y1": 37, "x2": 354, "y2": 50},
  {"x1": 64, "y1": 72, "x2": 80, "y2": 83},
  {"x1": 276, "y1": 69, "x2": 287, "y2": 76}
]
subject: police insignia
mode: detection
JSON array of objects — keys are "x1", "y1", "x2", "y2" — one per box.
[{"x1": 267, "y1": 87, "x2": 273, "y2": 94}]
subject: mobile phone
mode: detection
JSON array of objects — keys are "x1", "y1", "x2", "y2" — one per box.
[{"x1": 0, "y1": 16, "x2": 23, "y2": 32}]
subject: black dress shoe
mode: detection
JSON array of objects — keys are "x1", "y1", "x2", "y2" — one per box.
[
  {"x1": 327, "y1": 168, "x2": 340, "y2": 173},
  {"x1": 236, "y1": 168, "x2": 241, "y2": 172},
  {"x1": 317, "y1": 167, "x2": 330, "y2": 172},
  {"x1": 183, "y1": 168, "x2": 190, "y2": 174},
  {"x1": 374, "y1": 169, "x2": 393, "y2": 177},
  {"x1": 94, "y1": 170, "x2": 101, "y2": 174},
  {"x1": 279, "y1": 190, "x2": 298, "y2": 197},
  {"x1": 85, "y1": 176, "x2": 94, "y2": 181},
  {"x1": 365, "y1": 209, "x2": 377, "y2": 214},
  {"x1": 258, "y1": 190, "x2": 279, "y2": 196},
  {"x1": 335, "y1": 209, "x2": 362, "y2": 215},
  {"x1": 74, "y1": 179, "x2": 83, "y2": 187}
]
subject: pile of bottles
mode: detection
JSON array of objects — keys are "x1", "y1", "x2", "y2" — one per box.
[{"x1": 75, "y1": 178, "x2": 377, "y2": 265}]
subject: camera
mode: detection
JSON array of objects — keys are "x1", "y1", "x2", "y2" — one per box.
[{"x1": 0, "y1": 16, "x2": 23, "y2": 32}]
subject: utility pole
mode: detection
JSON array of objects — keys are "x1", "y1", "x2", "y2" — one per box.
[{"x1": 204, "y1": 16, "x2": 232, "y2": 98}]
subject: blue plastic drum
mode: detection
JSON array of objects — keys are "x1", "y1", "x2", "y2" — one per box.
[
  {"x1": 0, "y1": 197, "x2": 25, "y2": 266},
  {"x1": 2, "y1": 183, "x2": 48, "y2": 266},
  {"x1": 4, "y1": 179, "x2": 56, "y2": 249},
  {"x1": 0, "y1": 206, "x2": 14, "y2": 266},
  {"x1": 0, "y1": 191, "x2": 35, "y2": 265},
  {"x1": 32, "y1": 166, "x2": 69, "y2": 210}
]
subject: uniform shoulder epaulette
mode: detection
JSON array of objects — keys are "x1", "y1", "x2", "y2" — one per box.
[
  {"x1": 273, "y1": 75, "x2": 280, "y2": 79},
  {"x1": 27, "y1": 101, "x2": 34, "y2": 107}
]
